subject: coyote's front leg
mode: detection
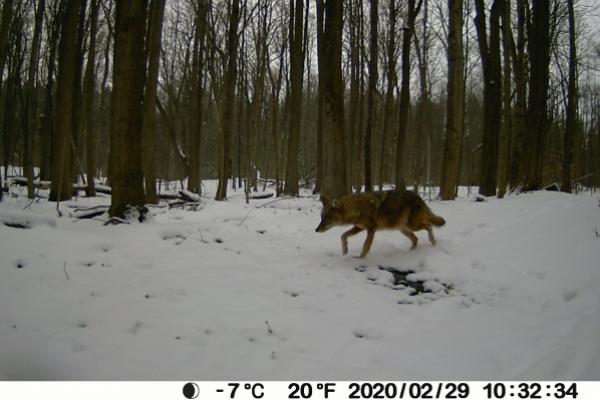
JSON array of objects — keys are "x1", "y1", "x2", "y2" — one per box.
[{"x1": 341, "y1": 226, "x2": 363, "y2": 255}]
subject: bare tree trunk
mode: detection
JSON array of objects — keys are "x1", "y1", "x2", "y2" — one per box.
[
  {"x1": 0, "y1": 0, "x2": 14, "y2": 90},
  {"x1": 509, "y1": 0, "x2": 527, "y2": 188},
  {"x1": 379, "y1": 0, "x2": 397, "y2": 191},
  {"x1": 83, "y1": 0, "x2": 99, "y2": 197},
  {"x1": 100, "y1": 0, "x2": 113, "y2": 182},
  {"x1": 189, "y1": 0, "x2": 208, "y2": 195},
  {"x1": 50, "y1": 0, "x2": 83, "y2": 202},
  {"x1": 395, "y1": 0, "x2": 422, "y2": 190},
  {"x1": 413, "y1": 0, "x2": 430, "y2": 193},
  {"x1": 364, "y1": 0, "x2": 378, "y2": 192},
  {"x1": 109, "y1": 0, "x2": 149, "y2": 217},
  {"x1": 321, "y1": 0, "x2": 348, "y2": 198},
  {"x1": 284, "y1": 0, "x2": 305, "y2": 196},
  {"x1": 562, "y1": 0, "x2": 577, "y2": 193},
  {"x1": 440, "y1": 0, "x2": 464, "y2": 200},
  {"x1": 348, "y1": 0, "x2": 361, "y2": 191},
  {"x1": 475, "y1": 0, "x2": 502, "y2": 197},
  {"x1": 497, "y1": 0, "x2": 511, "y2": 198},
  {"x1": 23, "y1": 0, "x2": 46, "y2": 199},
  {"x1": 524, "y1": 0, "x2": 551, "y2": 190},
  {"x1": 40, "y1": 2, "x2": 61, "y2": 182},
  {"x1": 142, "y1": 0, "x2": 166, "y2": 203},
  {"x1": 216, "y1": 0, "x2": 241, "y2": 201},
  {"x1": 313, "y1": 0, "x2": 324, "y2": 194}
]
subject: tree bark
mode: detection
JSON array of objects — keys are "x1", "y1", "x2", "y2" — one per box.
[
  {"x1": 216, "y1": 0, "x2": 241, "y2": 201},
  {"x1": 83, "y1": 0, "x2": 99, "y2": 197},
  {"x1": 348, "y1": 0, "x2": 361, "y2": 191},
  {"x1": 109, "y1": 0, "x2": 149, "y2": 217},
  {"x1": 313, "y1": 0, "x2": 324, "y2": 194},
  {"x1": 497, "y1": 0, "x2": 511, "y2": 198},
  {"x1": 379, "y1": 0, "x2": 397, "y2": 191},
  {"x1": 475, "y1": 0, "x2": 502, "y2": 197},
  {"x1": 284, "y1": 0, "x2": 305, "y2": 196},
  {"x1": 142, "y1": 0, "x2": 166, "y2": 203},
  {"x1": 50, "y1": 0, "x2": 83, "y2": 202},
  {"x1": 561, "y1": 0, "x2": 577, "y2": 193},
  {"x1": 0, "y1": 0, "x2": 14, "y2": 89},
  {"x1": 188, "y1": 0, "x2": 208, "y2": 195},
  {"x1": 364, "y1": 0, "x2": 378, "y2": 192},
  {"x1": 23, "y1": 0, "x2": 46, "y2": 199},
  {"x1": 395, "y1": 0, "x2": 422, "y2": 190},
  {"x1": 439, "y1": 0, "x2": 465, "y2": 200},
  {"x1": 509, "y1": 0, "x2": 527, "y2": 188},
  {"x1": 524, "y1": 0, "x2": 551, "y2": 190},
  {"x1": 321, "y1": 0, "x2": 348, "y2": 198}
]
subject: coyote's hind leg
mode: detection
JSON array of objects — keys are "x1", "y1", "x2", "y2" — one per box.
[
  {"x1": 427, "y1": 226, "x2": 436, "y2": 245},
  {"x1": 358, "y1": 228, "x2": 376, "y2": 258},
  {"x1": 400, "y1": 228, "x2": 418, "y2": 250}
]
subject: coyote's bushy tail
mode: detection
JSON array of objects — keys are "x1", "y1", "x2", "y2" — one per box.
[{"x1": 430, "y1": 214, "x2": 446, "y2": 227}]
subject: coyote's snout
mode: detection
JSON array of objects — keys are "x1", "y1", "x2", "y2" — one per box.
[{"x1": 316, "y1": 190, "x2": 445, "y2": 258}]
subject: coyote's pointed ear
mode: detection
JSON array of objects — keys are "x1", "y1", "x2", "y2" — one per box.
[{"x1": 320, "y1": 195, "x2": 330, "y2": 206}]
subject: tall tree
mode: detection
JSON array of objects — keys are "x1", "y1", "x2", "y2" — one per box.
[
  {"x1": 321, "y1": 0, "x2": 348, "y2": 198},
  {"x1": 474, "y1": 0, "x2": 502, "y2": 196},
  {"x1": 215, "y1": 0, "x2": 241, "y2": 201},
  {"x1": 379, "y1": 0, "x2": 397, "y2": 191},
  {"x1": 188, "y1": 0, "x2": 208, "y2": 195},
  {"x1": 509, "y1": 0, "x2": 527, "y2": 188},
  {"x1": 439, "y1": 0, "x2": 465, "y2": 200},
  {"x1": 0, "y1": 0, "x2": 14, "y2": 90},
  {"x1": 40, "y1": 1, "x2": 62, "y2": 182},
  {"x1": 394, "y1": 0, "x2": 422, "y2": 190},
  {"x1": 83, "y1": 0, "x2": 99, "y2": 197},
  {"x1": 497, "y1": 0, "x2": 511, "y2": 198},
  {"x1": 524, "y1": 0, "x2": 551, "y2": 190},
  {"x1": 348, "y1": 0, "x2": 362, "y2": 191},
  {"x1": 23, "y1": 0, "x2": 46, "y2": 199},
  {"x1": 142, "y1": 0, "x2": 166, "y2": 203},
  {"x1": 284, "y1": 0, "x2": 306, "y2": 196},
  {"x1": 412, "y1": 0, "x2": 431, "y2": 192},
  {"x1": 109, "y1": 0, "x2": 149, "y2": 217},
  {"x1": 49, "y1": 0, "x2": 83, "y2": 202},
  {"x1": 364, "y1": 0, "x2": 378, "y2": 192},
  {"x1": 313, "y1": 0, "x2": 324, "y2": 194},
  {"x1": 562, "y1": 0, "x2": 578, "y2": 193}
]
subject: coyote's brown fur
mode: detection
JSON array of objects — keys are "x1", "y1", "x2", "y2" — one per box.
[{"x1": 316, "y1": 190, "x2": 445, "y2": 258}]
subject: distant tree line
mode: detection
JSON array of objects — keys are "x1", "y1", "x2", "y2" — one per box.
[{"x1": 0, "y1": 0, "x2": 599, "y2": 216}]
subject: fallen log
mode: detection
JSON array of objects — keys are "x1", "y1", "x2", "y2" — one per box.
[{"x1": 71, "y1": 205, "x2": 110, "y2": 219}]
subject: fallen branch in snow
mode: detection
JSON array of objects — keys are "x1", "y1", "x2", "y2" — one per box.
[
  {"x1": 103, "y1": 216, "x2": 130, "y2": 226},
  {"x1": 168, "y1": 200, "x2": 203, "y2": 211},
  {"x1": 248, "y1": 191, "x2": 274, "y2": 200},
  {"x1": 158, "y1": 192, "x2": 181, "y2": 200},
  {"x1": 63, "y1": 262, "x2": 70, "y2": 280},
  {"x1": 265, "y1": 320, "x2": 273, "y2": 335},
  {"x1": 238, "y1": 197, "x2": 290, "y2": 227},
  {"x1": 178, "y1": 190, "x2": 201, "y2": 202},
  {"x1": 71, "y1": 205, "x2": 110, "y2": 219}
]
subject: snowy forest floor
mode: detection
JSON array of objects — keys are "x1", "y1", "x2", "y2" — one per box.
[{"x1": 1, "y1": 181, "x2": 600, "y2": 380}]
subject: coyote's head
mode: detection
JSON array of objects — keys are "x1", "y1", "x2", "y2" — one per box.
[{"x1": 316, "y1": 195, "x2": 342, "y2": 232}]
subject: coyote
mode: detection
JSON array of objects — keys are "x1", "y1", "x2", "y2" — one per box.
[{"x1": 315, "y1": 190, "x2": 445, "y2": 258}]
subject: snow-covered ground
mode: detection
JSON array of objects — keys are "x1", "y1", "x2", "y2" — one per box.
[{"x1": 1, "y1": 181, "x2": 599, "y2": 380}]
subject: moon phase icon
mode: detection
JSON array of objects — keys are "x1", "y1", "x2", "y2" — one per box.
[{"x1": 182, "y1": 382, "x2": 200, "y2": 399}]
